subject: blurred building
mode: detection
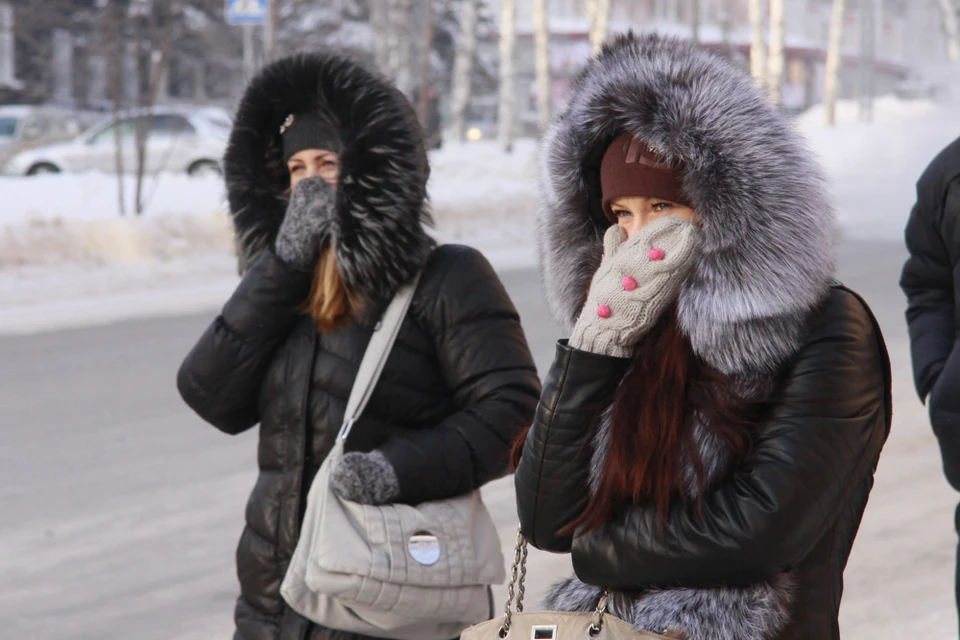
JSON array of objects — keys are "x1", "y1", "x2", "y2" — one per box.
[{"x1": 485, "y1": 0, "x2": 945, "y2": 135}]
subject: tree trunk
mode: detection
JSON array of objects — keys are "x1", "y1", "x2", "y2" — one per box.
[
  {"x1": 106, "y1": 4, "x2": 126, "y2": 216},
  {"x1": 134, "y1": 1, "x2": 174, "y2": 216},
  {"x1": 263, "y1": 0, "x2": 278, "y2": 60},
  {"x1": 390, "y1": 0, "x2": 415, "y2": 96},
  {"x1": 938, "y1": 0, "x2": 960, "y2": 63},
  {"x1": 586, "y1": 0, "x2": 611, "y2": 55},
  {"x1": 533, "y1": 0, "x2": 551, "y2": 133},
  {"x1": 767, "y1": 0, "x2": 785, "y2": 104},
  {"x1": 497, "y1": 0, "x2": 516, "y2": 153},
  {"x1": 823, "y1": 0, "x2": 846, "y2": 126},
  {"x1": 858, "y1": 0, "x2": 876, "y2": 123},
  {"x1": 370, "y1": 1, "x2": 391, "y2": 73},
  {"x1": 748, "y1": 0, "x2": 766, "y2": 87},
  {"x1": 450, "y1": 0, "x2": 478, "y2": 142},
  {"x1": 416, "y1": 0, "x2": 436, "y2": 127},
  {"x1": 691, "y1": 0, "x2": 701, "y2": 45}
]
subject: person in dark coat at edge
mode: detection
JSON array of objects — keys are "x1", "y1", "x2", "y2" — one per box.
[
  {"x1": 512, "y1": 33, "x2": 892, "y2": 640},
  {"x1": 901, "y1": 135, "x2": 960, "y2": 632},
  {"x1": 176, "y1": 50, "x2": 541, "y2": 640}
]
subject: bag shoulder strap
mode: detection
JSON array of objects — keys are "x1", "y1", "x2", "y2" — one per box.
[{"x1": 337, "y1": 270, "x2": 424, "y2": 441}]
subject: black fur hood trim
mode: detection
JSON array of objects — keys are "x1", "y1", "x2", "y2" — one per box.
[
  {"x1": 538, "y1": 33, "x2": 836, "y2": 376},
  {"x1": 224, "y1": 50, "x2": 434, "y2": 301}
]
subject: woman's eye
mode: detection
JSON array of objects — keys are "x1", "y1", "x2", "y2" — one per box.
[
  {"x1": 289, "y1": 166, "x2": 304, "y2": 174},
  {"x1": 322, "y1": 161, "x2": 338, "y2": 169},
  {"x1": 613, "y1": 209, "x2": 631, "y2": 218},
  {"x1": 652, "y1": 202, "x2": 673, "y2": 212}
]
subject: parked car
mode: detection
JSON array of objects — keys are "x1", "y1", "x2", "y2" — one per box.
[
  {"x1": 0, "y1": 104, "x2": 96, "y2": 167},
  {"x1": 0, "y1": 104, "x2": 90, "y2": 146},
  {"x1": 0, "y1": 106, "x2": 231, "y2": 177}
]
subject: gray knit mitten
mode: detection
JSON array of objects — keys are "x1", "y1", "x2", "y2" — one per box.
[
  {"x1": 330, "y1": 450, "x2": 401, "y2": 505},
  {"x1": 570, "y1": 217, "x2": 703, "y2": 358},
  {"x1": 274, "y1": 177, "x2": 336, "y2": 272}
]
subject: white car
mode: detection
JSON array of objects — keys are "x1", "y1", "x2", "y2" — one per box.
[{"x1": 0, "y1": 107, "x2": 231, "y2": 177}]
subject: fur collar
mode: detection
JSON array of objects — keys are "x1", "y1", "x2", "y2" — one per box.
[
  {"x1": 538, "y1": 33, "x2": 836, "y2": 376},
  {"x1": 224, "y1": 51, "x2": 434, "y2": 302}
]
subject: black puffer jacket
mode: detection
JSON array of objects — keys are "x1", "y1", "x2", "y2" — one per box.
[
  {"x1": 177, "y1": 52, "x2": 540, "y2": 640},
  {"x1": 516, "y1": 34, "x2": 892, "y2": 640},
  {"x1": 517, "y1": 287, "x2": 890, "y2": 640},
  {"x1": 901, "y1": 135, "x2": 960, "y2": 487}
]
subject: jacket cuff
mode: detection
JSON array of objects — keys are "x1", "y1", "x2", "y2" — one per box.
[{"x1": 544, "y1": 340, "x2": 631, "y2": 410}]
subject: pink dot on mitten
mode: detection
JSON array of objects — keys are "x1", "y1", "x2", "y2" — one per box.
[
  {"x1": 622, "y1": 276, "x2": 637, "y2": 291},
  {"x1": 597, "y1": 305, "x2": 612, "y2": 319},
  {"x1": 648, "y1": 248, "x2": 665, "y2": 261}
]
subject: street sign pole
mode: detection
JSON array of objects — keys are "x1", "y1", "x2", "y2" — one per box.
[
  {"x1": 226, "y1": 0, "x2": 268, "y2": 81},
  {"x1": 243, "y1": 23, "x2": 256, "y2": 82}
]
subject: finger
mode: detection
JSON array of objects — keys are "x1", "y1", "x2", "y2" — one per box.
[{"x1": 603, "y1": 224, "x2": 626, "y2": 257}]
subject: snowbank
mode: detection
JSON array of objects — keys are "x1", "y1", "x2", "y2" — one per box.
[
  {"x1": 0, "y1": 141, "x2": 540, "y2": 334},
  {"x1": 0, "y1": 139, "x2": 540, "y2": 269},
  {"x1": 797, "y1": 97, "x2": 960, "y2": 241}
]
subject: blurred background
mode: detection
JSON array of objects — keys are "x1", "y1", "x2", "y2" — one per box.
[{"x1": 1, "y1": 1, "x2": 959, "y2": 638}]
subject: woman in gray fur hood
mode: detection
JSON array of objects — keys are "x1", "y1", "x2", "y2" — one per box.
[{"x1": 513, "y1": 33, "x2": 892, "y2": 640}]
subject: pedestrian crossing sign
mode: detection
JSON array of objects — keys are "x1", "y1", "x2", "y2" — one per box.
[{"x1": 226, "y1": 0, "x2": 268, "y2": 25}]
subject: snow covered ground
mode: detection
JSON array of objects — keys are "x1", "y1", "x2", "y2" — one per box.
[{"x1": 2, "y1": 97, "x2": 958, "y2": 334}]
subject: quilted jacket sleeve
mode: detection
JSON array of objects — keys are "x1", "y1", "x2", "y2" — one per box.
[
  {"x1": 516, "y1": 288, "x2": 891, "y2": 588},
  {"x1": 378, "y1": 245, "x2": 542, "y2": 504},
  {"x1": 900, "y1": 176, "x2": 959, "y2": 401},
  {"x1": 177, "y1": 250, "x2": 313, "y2": 435}
]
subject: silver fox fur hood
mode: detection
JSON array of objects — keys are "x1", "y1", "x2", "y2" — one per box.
[
  {"x1": 537, "y1": 33, "x2": 838, "y2": 639},
  {"x1": 539, "y1": 33, "x2": 836, "y2": 377},
  {"x1": 224, "y1": 50, "x2": 434, "y2": 301}
]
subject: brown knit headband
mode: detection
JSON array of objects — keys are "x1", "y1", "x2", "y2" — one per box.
[{"x1": 600, "y1": 132, "x2": 691, "y2": 222}]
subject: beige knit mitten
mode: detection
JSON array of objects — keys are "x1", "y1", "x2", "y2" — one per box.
[{"x1": 570, "y1": 217, "x2": 703, "y2": 357}]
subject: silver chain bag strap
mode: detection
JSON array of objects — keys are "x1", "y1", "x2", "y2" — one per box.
[
  {"x1": 461, "y1": 528, "x2": 679, "y2": 640},
  {"x1": 281, "y1": 271, "x2": 506, "y2": 640}
]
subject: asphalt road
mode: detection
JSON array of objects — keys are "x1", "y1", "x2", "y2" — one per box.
[{"x1": 0, "y1": 240, "x2": 956, "y2": 639}]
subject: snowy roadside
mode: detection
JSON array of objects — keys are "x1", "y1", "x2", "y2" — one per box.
[
  {"x1": 4, "y1": 98, "x2": 960, "y2": 336},
  {"x1": 0, "y1": 140, "x2": 539, "y2": 335}
]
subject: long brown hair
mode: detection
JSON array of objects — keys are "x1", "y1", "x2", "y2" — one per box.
[
  {"x1": 512, "y1": 308, "x2": 776, "y2": 533},
  {"x1": 305, "y1": 248, "x2": 362, "y2": 332}
]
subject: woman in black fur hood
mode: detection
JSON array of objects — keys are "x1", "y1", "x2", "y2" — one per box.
[
  {"x1": 514, "y1": 33, "x2": 892, "y2": 640},
  {"x1": 177, "y1": 51, "x2": 540, "y2": 640}
]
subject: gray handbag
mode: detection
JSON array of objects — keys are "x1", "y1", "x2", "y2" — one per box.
[{"x1": 281, "y1": 272, "x2": 506, "y2": 640}]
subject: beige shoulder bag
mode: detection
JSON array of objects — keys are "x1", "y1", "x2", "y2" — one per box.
[
  {"x1": 462, "y1": 530, "x2": 676, "y2": 640},
  {"x1": 281, "y1": 271, "x2": 506, "y2": 640}
]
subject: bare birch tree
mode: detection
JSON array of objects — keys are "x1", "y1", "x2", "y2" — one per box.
[
  {"x1": 449, "y1": 0, "x2": 478, "y2": 142},
  {"x1": 104, "y1": 2, "x2": 126, "y2": 216},
  {"x1": 497, "y1": 0, "x2": 516, "y2": 152},
  {"x1": 748, "y1": 0, "x2": 766, "y2": 87},
  {"x1": 533, "y1": 0, "x2": 551, "y2": 133},
  {"x1": 132, "y1": 1, "x2": 175, "y2": 216},
  {"x1": 585, "y1": 0, "x2": 611, "y2": 55},
  {"x1": 767, "y1": 0, "x2": 785, "y2": 104},
  {"x1": 938, "y1": 0, "x2": 960, "y2": 63},
  {"x1": 691, "y1": 0, "x2": 701, "y2": 45},
  {"x1": 823, "y1": 0, "x2": 845, "y2": 126},
  {"x1": 370, "y1": 0, "x2": 415, "y2": 96},
  {"x1": 416, "y1": 0, "x2": 436, "y2": 126}
]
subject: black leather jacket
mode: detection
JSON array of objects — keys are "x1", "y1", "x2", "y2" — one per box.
[{"x1": 515, "y1": 286, "x2": 891, "y2": 640}]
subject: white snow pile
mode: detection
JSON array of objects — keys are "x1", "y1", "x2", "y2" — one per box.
[
  {"x1": 0, "y1": 139, "x2": 540, "y2": 270},
  {"x1": 796, "y1": 96, "x2": 960, "y2": 240},
  {"x1": 0, "y1": 140, "x2": 540, "y2": 334},
  {"x1": 0, "y1": 173, "x2": 234, "y2": 267}
]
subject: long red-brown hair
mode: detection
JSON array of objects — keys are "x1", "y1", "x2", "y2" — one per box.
[{"x1": 512, "y1": 307, "x2": 777, "y2": 533}]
